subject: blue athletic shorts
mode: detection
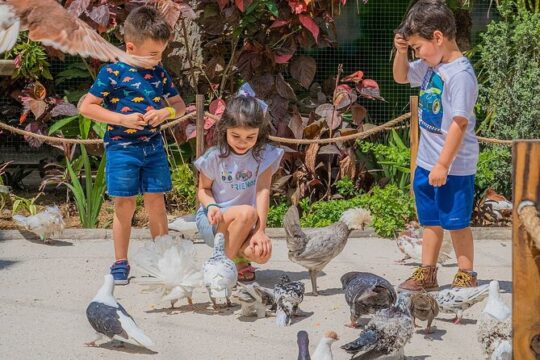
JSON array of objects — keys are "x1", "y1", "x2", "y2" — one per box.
[
  {"x1": 413, "y1": 166, "x2": 475, "y2": 230},
  {"x1": 104, "y1": 136, "x2": 172, "y2": 197}
]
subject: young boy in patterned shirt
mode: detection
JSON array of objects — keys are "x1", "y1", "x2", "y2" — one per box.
[{"x1": 80, "y1": 6, "x2": 186, "y2": 284}]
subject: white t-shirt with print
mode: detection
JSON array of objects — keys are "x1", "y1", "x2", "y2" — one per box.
[
  {"x1": 408, "y1": 56, "x2": 479, "y2": 176},
  {"x1": 194, "y1": 144, "x2": 284, "y2": 210}
]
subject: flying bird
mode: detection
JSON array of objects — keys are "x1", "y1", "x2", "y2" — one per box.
[
  {"x1": 86, "y1": 274, "x2": 154, "y2": 349},
  {"x1": 0, "y1": 0, "x2": 157, "y2": 67},
  {"x1": 340, "y1": 271, "x2": 396, "y2": 328},
  {"x1": 284, "y1": 205, "x2": 371, "y2": 295},
  {"x1": 13, "y1": 205, "x2": 64, "y2": 243}
]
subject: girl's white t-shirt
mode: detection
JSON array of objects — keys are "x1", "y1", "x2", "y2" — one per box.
[{"x1": 194, "y1": 144, "x2": 284, "y2": 210}]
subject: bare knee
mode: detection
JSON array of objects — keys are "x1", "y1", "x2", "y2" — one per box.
[
  {"x1": 234, "y1": 205, "x2": 258, "y2": 225},
  {"x1": 114, "y1": 197, "x2": 136, "y2": 215},
  {"x1": 143, "y1": 193, "x2": 165, "y2": 208}
]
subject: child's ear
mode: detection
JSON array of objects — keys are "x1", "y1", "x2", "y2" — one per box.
[
  {"x1": 433, "y1": 30, "x2": 444, "y2": 45},
  {"x1": 126, "y1": 41, "x2": 135, "y2": 52}
]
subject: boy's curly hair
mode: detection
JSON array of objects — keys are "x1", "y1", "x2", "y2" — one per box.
[
  {"x1": 124, "y1": 6, "x2": 171, "y2": 44},
  {"x1": 216, "y1": 95, "x2": 270, "y2": 162},
  {"x1": 397, "y1": 0, "x2": 456, "y2": 40}
]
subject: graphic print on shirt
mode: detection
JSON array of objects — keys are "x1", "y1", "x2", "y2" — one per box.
[
  {"x1": 419, "y1": 69, "x2": 444, "y2": 134},
  {"x1": 221, "y1": 170, "x2": 234, "y2": 183},
  {"x1": 235, "y1": 170, "x2": 253, "y2": 182}
]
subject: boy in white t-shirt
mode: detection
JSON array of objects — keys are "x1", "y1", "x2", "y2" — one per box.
[{"x1": 393, "y1": 0, "x2": 480, "y2": 291}]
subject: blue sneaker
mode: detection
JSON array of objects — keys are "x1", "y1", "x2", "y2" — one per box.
[{"x1": 110, "y1": 260, "x2": 130, "y2": 285}]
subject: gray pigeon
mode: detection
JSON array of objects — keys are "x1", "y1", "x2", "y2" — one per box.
[
  {"x1": 434, "y1": 283, "x2": 489, "y2": 324},
  {"x1": 284, "y1": 206, "x2": 371, "y2": 295},
  {"x1": 409, "y1": 291, "x2": 439, "y2": 333},
  {"x1": 341, "y1": 271, "x2": 397, "y2": 328},
  {"x1": 274, "y1": 274, "x2": 305, "y2": 327},
  {"x1": 231, "y1": 282, "x2": 275, "y2": 318},
  {"x1": 340, "y1": 293, "x2": 414, "y2": 359},
  {"x1": 86, "y1": 274, "x2": 154, "y2": 349},
  {"x1": 297, "y1": 330, "x2": 311, "y2": 360}
]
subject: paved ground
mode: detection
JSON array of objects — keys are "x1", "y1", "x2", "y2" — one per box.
[{"x1": 0, "y1": 231, "x2": 511, "y2": 360}]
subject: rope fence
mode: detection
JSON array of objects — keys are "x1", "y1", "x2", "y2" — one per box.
[{"x1": 518, "y1": 201, "x2": 540, "y2": 251}]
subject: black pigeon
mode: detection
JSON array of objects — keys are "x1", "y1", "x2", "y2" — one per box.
[
  {"x1": 341, "y1": 271, "x2": 397, "y2": 328},
  {"x1": 297, "y1": 330, "x2": 311, "y2": 360},
  {"x1": 274, "y1": 274, "x2": 305, "y2": 327}
]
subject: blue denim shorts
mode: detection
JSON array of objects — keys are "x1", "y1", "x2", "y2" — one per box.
[
  {"x1": 413, "y1": 166, "x2": 475, "y2": 230},
  {"x1": 195, "y1": 207, "x2": 217, "y2": 247},
  {"x1": 105, "y1": 136, "x2": 172, "y2": 197}
]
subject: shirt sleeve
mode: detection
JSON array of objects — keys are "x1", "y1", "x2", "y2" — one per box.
[
  {"x1": 160, "y1": 68, "x2": 179, "y2": 99},
  {"x1": 259, "y1": 145, "x2": 285, "y2": 175},
  {"x1": 448, "y1": 71, "x2": 478, "y2": 123},
  {"x1": 407, "y1": 59, "x2": 429, "y2": 88},
  {"x1": 193, "y1": 148, "x2": 218, "y2": 181},
  {"x1": 88, "y1": 64, "x2": 116, "y2": 98}
]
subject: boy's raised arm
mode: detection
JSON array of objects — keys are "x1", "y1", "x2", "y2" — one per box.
[{"x1": 393, "y1": 34, "x2": 410, "y2": 84}]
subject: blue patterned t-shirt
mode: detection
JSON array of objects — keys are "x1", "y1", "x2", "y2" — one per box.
[{"x1": 88, "y1": 61, "x2": 179, "y2": 143}]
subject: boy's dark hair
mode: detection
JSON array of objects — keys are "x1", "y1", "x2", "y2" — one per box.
[
  {"x1": 216, "y1": 95, "x2": 270, "y2": 162},
  {"x1": 124, "y1": 6, "x2": 171, "y2": 44},
  {"x1": 397, "y1": 0, "x2": 456, "y2": 40}
]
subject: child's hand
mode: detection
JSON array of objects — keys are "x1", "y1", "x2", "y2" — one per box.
[
  {"x1": 394, "y1": 33, "x2": 409, "y2": 54},
  {"x1": 429, "y1": 162, "x2": 449, "y2": 187},
  {"x1": 144, "y1": 108, "x2": 169, "y2": 127},
  {"x1": 120, "y1": 113, "x2": 146, "y2": 130},
  {"x1": 249, "y1": 231, "x2": 272, "y2": 258},
  {"x1": 144, "y1": 108, "x2": 171, "y2": 127},
  {"x1": 207, "y1": 206, "x2": 223, "y2": 225}
]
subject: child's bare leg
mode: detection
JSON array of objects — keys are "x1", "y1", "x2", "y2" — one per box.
[
  {"x1": 144, "y1": 193, "x2": 168, "y2": 239},
  {"x1": 422, "y1": 226, "x2": 444, "y2": 265},
  {"x1": 112, "y1": 196, "x2": 136, "y2": 261},
  {"x1": 217, "y1": 205, "x2": 258, "y2": 259},
  {"x1": 449, "y1": 227, "x2": 474, "y2": 270}
]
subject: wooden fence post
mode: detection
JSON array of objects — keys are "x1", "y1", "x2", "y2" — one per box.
[
  {"x1": 409, "y1": 95, "x2": 419, "y2": 196},
  {"x1": 512, "y1": 140, "x2": 540, "y2": 360},
  {"x1": 195, "y1": 94, "x2": 205, "y2": 159}
]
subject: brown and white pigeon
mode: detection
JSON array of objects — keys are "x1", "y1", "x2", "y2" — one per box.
[
  {"x1": 395, "y1": 221, "x2": 453, "y2": 264},
  {"x1": 434, "y1": 283, "x2": 490, "y2": 324},
  {"x1": 284, "y1": 205, "x2": 371, "y2": 295},
  {"x1": 13, "y1": 205, "x2": 64, "y2": 243},
  {"x1": 409, "y1": 291, "x2": 439, "y2": 333},
  {"x1": 0, "y1": 0, "x2": 155, "y2": 67}
]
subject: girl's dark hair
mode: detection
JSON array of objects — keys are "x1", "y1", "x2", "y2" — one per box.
[
  {"x1": 216, "y1": 95, "x2": 270, "y2": 161},
  {"x1": 396, "y1": 0, "x2": 456, "y2": 41}
]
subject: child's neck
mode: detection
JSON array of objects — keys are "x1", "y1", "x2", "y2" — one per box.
[{"x1": 440, "y1": 39, "x2": 463, "y2": 64}]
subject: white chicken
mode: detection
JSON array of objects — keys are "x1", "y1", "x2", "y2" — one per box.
[
  {"x1": 13, "y1": 205, "x2": 64, "y2": 243},
  {"x1": 132, "y1": 235, "x2": 203, "y2": 309},
  {"x1": 203, "y1": 232, "x2": 238, "y2": 309},
  {"x1": 395, "y1": 221, "x2": 453, "y2": 264}
]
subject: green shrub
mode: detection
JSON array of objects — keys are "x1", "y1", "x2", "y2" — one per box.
[
  {"x1": 169, "y1": 163, "x2": 197, "y2": 211},
  {"x1": 476, "y1": 145, "x2": 512, "y2": 197},
  {"x1": 477, "y1": 9, "x2": 540, "y2": 140},
  {"x1": 267, "y1": 202, "x2": 288, "y2": 228},
  {"x1": 335, "y1": 177, "x2": 356, "y2": 198}
]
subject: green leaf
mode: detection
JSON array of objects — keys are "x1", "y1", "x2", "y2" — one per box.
[
  {"x1": 265, "y1": 1, "x2": 279, "y2": 17},
  {"x1": 48, "y1": 115, "x2": 80, "y2": 135}
]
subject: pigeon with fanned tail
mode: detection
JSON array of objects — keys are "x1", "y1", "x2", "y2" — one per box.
[
  {"x1": 13, "y1": 205, "x2": 64, "y2": 243},
  {"x1": 274, "y1": 274, "x2": 305, "y2": 327},
  {"x1": 86, "y1": 274, "x2": 154, "y2": 349},
  {"x1": 0, "y1": 0, "x2": 160, "y2": 67},
  {"x1": 203, "y1": 232, "x2": 237, "y2": 309},
  {"x1": 341, "y1": 271, "x2": 396, "y2": 328},
  {"x1": 477, "y1": 280, "x2": 512, "y2": 360},
  {"x1": 395, "y1": 221, "x2": 452, "y2": 264},
  {"x1": 340, "y1": 293, "x2": 414, "y2": 359},
  {"x1": 231, "y1": 282, "x2": 275, "y2": 318},
  {"x1": 434, "y1": 283, "x2": 490, "y2": 324},
  {"x1": 132, "y1": 235, "x2": 203, "y2": 309},
  {"x1": 312, "y1": 330, "x2": 338, "y2": 360},
  {"x1": 284, "y1": 205, "x2": 371, "y2": 295},
  {"x1": 297, "y1": 330, "x2": 311, "y2": 360}
]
